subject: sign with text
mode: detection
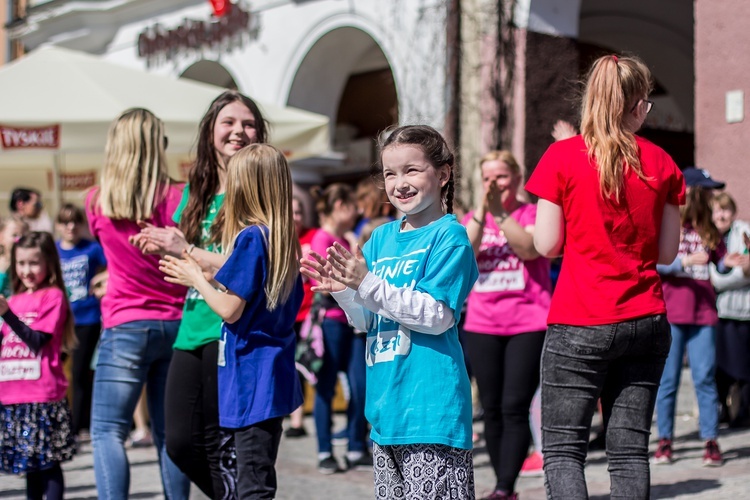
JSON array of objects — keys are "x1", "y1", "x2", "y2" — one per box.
[
  {"x1": 47, "y1": 170, "x2": 97, "y2": 191},
  {"x1": 0, "y1": 124, "x2": 60, "y2": 149}
]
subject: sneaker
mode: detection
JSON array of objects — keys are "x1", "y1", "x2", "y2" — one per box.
[
  {"x1": 519, "y1": 451, "x2": 543, "y2": 477},
  {"x1": 345, "y1": 452, "x2": 373, "y2": 471},
  {"x1": 284, "y1": 426, "x2": 308, "y2": 438},
  {"x1": 128, "y1": 429, "x2": 153, "y2": 448},
  {"x1": 480, "y1": 490, "x2": 518, "y2": 500},
  {"x1": 318, "y1": 456, "x2": 341, "y2": 475},
  {"x1": 653, "y1": 438, "x2": 673, "y2": 464},
  {"x1": 703, "y1": 440, "x2": 723, "y2": 467},
  {"x1": 331, "y1": 428, "x2": 348, "y2": 446}
]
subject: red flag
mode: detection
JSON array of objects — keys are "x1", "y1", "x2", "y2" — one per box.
[{"x1": 209, "y1": 0, "x2": 232, "y2": 17}]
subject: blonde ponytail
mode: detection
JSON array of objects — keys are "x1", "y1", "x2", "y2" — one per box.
[{"x1": 580, "y1": 55, "x2": 653, "y2": 201}]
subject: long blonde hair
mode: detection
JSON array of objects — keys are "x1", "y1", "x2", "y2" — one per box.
[
  {"x1": 96, "y1": 108, "x2": 171, "y2": 220},
  {"x1": 580, "y1": 55, "x2": 653, "y2": 201},
  {"x1": 216, "y1": 144, "x2": 300, "y2": 311}
]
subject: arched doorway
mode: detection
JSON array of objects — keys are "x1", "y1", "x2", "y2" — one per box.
[
  {"x1": 180, "y1": 60, "x2": 238, "y2": 89},
  {"x1": 286, "y1": 27, "x2": 398, "y2": 181}
]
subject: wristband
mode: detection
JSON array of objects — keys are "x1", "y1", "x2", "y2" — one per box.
[
  {"x1": 187, "y1": 244, "x2": 196, "y2": 256},
  {"x1": 472, "y1": 215, "x2": 485, "y2": 225}
]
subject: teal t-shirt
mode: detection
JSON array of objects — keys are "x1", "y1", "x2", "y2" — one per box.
[
  {"x1": 0, "y1": 271, "x2": 10, "y2": 297},
  {"x1": 172, "y1": 185, "x2": 225, "y2": 351},
  {"x1": 362, "y1": 214, "x2": 479, "y2": 450}
]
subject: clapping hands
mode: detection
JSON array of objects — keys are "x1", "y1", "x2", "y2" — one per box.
[{"x1": 300, "y1": 242, "x2": 368, "y2": 293}]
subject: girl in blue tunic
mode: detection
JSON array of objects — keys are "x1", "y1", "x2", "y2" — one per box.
[
  {"x1": 301, "y1": 125, "x2": 479, "y2": 499},
  {"x1": 160, "y1": 144, "x2": 303, "y2": 499}
]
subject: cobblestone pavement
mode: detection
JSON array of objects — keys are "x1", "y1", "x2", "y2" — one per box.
[{"x1": 2, "y1": 370, "x2": 749, "y2": 499}]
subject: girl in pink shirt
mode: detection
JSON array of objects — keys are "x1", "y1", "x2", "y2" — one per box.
[{"x1": 0, "y1": 232, "x2": 76, "y2": 500}]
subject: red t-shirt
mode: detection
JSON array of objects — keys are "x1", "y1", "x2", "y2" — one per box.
[
  {"x1": 525, "y1": 135, "x2": 686, "y2": 326},
  {"x1": 296, "y1": 226, "x2": 318, "y2": 323}
]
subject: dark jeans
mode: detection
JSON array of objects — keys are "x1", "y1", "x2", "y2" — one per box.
[
  {"x1": 313, "y1": 318, "x2": 367, "y2": 454},
  {"x1": 165, "y1": 341, "x2": 234, "y2": 499},
  {"x1": 70, "y1": 323, "x2": 101, "y2": 435},
  {"x1": 541, "y1": 315, "x2": 671, "y2": 500},
  {"x1": 465, "y1": 330, "x2": 545, "y2": 492},
  {"x1": 234, "y1": 417, "x2": 283, "y2": 499}
]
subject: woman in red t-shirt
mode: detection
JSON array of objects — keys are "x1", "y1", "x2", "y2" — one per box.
[{"x1": 525, "y1": 55, "x2": 684, "y2": 499}]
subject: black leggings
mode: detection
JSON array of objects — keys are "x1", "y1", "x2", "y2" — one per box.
[
  {"x1": 465, "y1": 330, "x2": 545, "y2": 492},
  {"x1": 165, "y1": 341, "x2": 234, "y2": 499},
  {"x1": 70, "y1": 323, "x2": 101, "y2": 435},
  {"x1": 26, "y1": 463, "x2": 64, "y2": 500}
]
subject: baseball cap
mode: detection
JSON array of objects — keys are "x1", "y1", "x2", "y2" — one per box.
[{"x1": 682, "y1": 167, "x2": 725, "y2": 189}]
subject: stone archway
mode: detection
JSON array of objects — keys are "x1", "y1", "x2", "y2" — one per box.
[{"x1": 180, "y1": 60, "x2": 238, "y2": 89}]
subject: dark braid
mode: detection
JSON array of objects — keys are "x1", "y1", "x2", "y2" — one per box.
[{"x1": 444, "y1": 168, "x2": 455, "y2": 214}]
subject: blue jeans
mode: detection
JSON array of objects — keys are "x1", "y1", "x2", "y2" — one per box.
[
  {"x1": 91, "y1": 320, "x2": 190, "y2": 500},
  {"x1": 313, "y1": 319, "x2": 367, "y2": 454},
  {"x1": 541, "y1": 315, "x2": 671, "y2": 499},
  {"x1": 656, "y1": 323, "x2": 720, "y2": 440}
]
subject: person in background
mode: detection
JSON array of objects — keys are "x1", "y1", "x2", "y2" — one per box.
[
  {"x1": 0, "y1": 232, "x2": 77, "y2": 500},
  {"x1": 286, "y1": 195, "x2": 318, "y2": 438},
  {"x1": 655, "y1": 167, "x2": 729, "y2": 467},
  {"x1": 0, "y1": 215, "x2": 29, "y2": 297},
  {"x1": 86, "y1": 108, "x2": 189, "y2": 500},
  {"x1": 307, "y1": 183, "x2": 370, "y2": 474},
  {"x1": 463, "y1": 150, "x2": 551, "y2": 500},
  {"x1": 9, "y1": 188, "x2": 53, "y2": 234},
  {"x1": 55, "y1": 203, "x2": 107, "y2": 440},
  {"x1": 710, "y1": 192, "x2": 750, "y2": 428},
  {"x1": 527, "y1": 54, "x2": 684, "y2": 499},
  {"x1": 352, "y1": 177, "x2": 395, "y2": 237}
]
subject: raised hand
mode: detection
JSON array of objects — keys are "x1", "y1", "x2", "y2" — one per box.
[
  {"x1": 326, "y1": 242, "x2": 368, "y2": 289},
  {"x1": 300, "y1": 250, "x2": 346, "y2": 293},
  {"x1": 137, "y1": 222, "x2": 189, "y2": 257},
  {"x1": 159, "y1": 252, "x2": 203, "y2": 288}
]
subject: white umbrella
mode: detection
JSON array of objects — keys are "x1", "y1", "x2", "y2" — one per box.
[{"x1": 0, "y1": 46, "x2": 329, "y2": 209}]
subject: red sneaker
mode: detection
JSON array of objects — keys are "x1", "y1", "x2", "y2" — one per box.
[
  {"x1": 703, "y1": 440, "x2": 723, "y2": 467},
  {"x1": 653, "y1": 438, "x2": 673, "y2": 464},
  {"x1": 519, "y1": 451, "x2": 543, "y2": 477}
]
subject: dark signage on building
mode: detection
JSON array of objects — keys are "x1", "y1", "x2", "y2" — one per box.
[{"x1": 137, "y1": 3, "x2": 252, "y2": 66}]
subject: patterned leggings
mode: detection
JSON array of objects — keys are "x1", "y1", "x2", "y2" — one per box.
[{"x1": 372, "y1": 442, "x2": 475, "y2": 499}]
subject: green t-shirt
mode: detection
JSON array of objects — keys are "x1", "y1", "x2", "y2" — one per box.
[{"x1": 172, "y1": 185, "x2": 225, "y2": 351}]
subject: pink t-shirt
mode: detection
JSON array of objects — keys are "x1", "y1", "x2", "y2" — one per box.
[
  {"x1": 86, "y1": 185, "x2": 186, "y2": 329},
  {"x1": 1, "y1": 287, "x2": 69, "y2": 405},
  {"x1": 462, "y1": 204, "x2": 551, "y2": 335},
  {"x1": 309, "y1": 229, "x2": 349, "y2": 323}
]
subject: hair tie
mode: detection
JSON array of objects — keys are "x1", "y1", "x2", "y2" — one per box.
[{"x1": 612, "y1": 55, "x2": 619, "y2": 63}]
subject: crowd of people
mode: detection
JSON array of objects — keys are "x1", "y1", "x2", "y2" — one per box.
[{"x1": 0, "y1": 53, "x2": 749, "y2": 500}]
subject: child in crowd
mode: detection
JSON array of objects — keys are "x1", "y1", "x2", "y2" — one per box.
[
  {"x1": 55, "y1": 203, "x2": 107, "y2": 439},
  {"x1": 286, "y1": 195, "x2": 318, "y2": 438},
  {"x1": 302, "y1": 125, "x2": 479, "y2": 499},
  {"x1": 160, "y1": 144, "x2": 303, "y2": 499},
  {"x1": 307, "y1": 183, "x2": 370, "y2": 474},
  {"x1": 0, "y1": 215, "x2": 29, "y2": 296},
  {"x1": 655, "y1": 167, "x2": 728, "y2": 466},
  {"x1": 0, "y1": 232, "x2": 77, "y2": 500}
]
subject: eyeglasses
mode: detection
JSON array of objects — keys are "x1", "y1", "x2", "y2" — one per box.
[{"x1": 631, "y1": 99, "x2": 654, "y2": 114}]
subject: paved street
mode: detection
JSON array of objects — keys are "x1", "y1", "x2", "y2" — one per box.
[{"x1": 2, "y1": 370, "x2": 749, "y2": 499}]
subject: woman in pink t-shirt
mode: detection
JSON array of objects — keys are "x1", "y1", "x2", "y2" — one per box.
[
  {"x1": 526, "y1": 55, "x2": 684, "y2": 499},
  {"x1": 85, "y1": 108, "x2": 189, "y2": 500},
  {"x1": 0, "y1": 232, "x2": 76, "y2": 500},
  {"x1": 463, "y1": 150, "x2": 551, "y2": 500}
]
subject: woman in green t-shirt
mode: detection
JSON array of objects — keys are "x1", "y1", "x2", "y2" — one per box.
[{"x1": 132, "y1": 90, "x2": 268, "y2": 499}]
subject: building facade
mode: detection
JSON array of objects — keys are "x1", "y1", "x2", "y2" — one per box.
[{"x1": 9, "y1": 0, "x2": 747, "y2": 214}]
